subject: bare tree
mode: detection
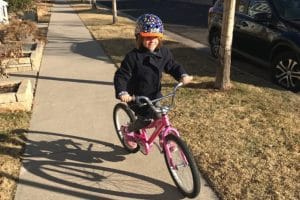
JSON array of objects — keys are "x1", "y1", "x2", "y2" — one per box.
[
  {"x1": 112, "y1": 0, "x2": 118, "y2": 24},
  {"x1": 214, "y1": 0, "x2": 236, "y2": 90}
]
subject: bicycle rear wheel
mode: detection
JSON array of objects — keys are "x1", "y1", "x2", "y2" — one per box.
[
  {"x1": 113, "y1": 103, "x2": 139, "y2": 153},
  {"x1": 164, "y1": 134, "x2": 200, "y2": 198}
]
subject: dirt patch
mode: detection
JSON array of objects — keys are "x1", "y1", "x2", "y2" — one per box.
[
  {"x1": 0, "y1": 83, "x2": 19, "y2": 93},
  {"x1": 72, "y1": 3, "x2": 300, "y2": 199}
]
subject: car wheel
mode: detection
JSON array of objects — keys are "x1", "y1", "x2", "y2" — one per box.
[
  {"x1": 209, "y1": 31, "x2": 220, "y2": 58},
  {"x1": 272, "y1": 51, "x2": 300, "y2": 92}
]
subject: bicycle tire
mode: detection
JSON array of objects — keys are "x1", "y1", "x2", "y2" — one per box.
[
  {"x1": 113, "y1": 103, "x2": 139, "y2": 153},
  {"x1": 163, "y1": 134, "x2": 200, "y2": 198}
]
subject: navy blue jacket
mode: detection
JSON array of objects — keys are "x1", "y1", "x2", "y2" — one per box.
[{"x1": 114, "y1": 46, "x2": 187, "y2": 100}]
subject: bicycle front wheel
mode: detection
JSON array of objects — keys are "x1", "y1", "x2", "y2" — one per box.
[
  {"x1": 113, "y1": 103, "x2": 139, "y2": 153},
  {"x1": 164, "y1": 134, "x2": 200, "y2": 198}
]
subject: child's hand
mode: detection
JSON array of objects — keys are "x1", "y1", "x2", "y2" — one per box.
[
  {"x1": 120, "y1": 94, "x2": 133, "y2": 103},
  {"x1": 181, "y1": 75, "x2": 193, "y2": 85}
]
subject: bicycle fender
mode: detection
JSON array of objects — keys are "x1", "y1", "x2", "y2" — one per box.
[{"x1": 163, "y1": 127, "x2": 180, "y2": 138}]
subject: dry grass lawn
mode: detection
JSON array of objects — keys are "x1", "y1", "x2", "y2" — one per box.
[
  {"x1": 0, "y1": 2, "x2": 52, "y2": 200},
  {"x1": 71, "y1": 3, "x2": 300, "y2": 200},
  {"x1": 0, "y1": 2, "x2": 299, "y2": 200},
  {"x1": 0, "y1": 112, "x2": 30, "y2": 200}
]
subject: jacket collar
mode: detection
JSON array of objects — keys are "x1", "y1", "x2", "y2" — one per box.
[{"x1": 138, "y1": 47, "x2": 163, "y2": 58}]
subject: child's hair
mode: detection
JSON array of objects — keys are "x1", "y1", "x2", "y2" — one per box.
[{"x1": 136, "y1": 34, "x2": 163, "y2": 50}]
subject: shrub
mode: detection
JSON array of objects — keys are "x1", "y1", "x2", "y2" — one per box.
[
  {"x1": 0, "y1": 19, "x2": 39, "y2": 43},
  {"x1": 7, "y1": 0, "x2": 34, "y2": 12}
]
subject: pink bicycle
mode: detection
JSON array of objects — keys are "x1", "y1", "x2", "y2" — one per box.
[{"x1": 113, "y1": 83, "x2": 200, "y2": 198}]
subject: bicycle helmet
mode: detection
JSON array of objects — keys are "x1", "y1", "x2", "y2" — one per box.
[{"x1": 135, "y1": 14, "x2": 164, "y2": 37}]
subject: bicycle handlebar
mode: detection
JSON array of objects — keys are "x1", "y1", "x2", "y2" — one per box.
[{"x1": 132, "y1": 82, "x2": 183, "y2": 113}]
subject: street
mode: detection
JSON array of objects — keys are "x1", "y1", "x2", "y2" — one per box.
[{"x1": 98, "y1": 0, "x2": 210, "y2": 44}]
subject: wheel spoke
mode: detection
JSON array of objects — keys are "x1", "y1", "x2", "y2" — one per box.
[
  {"x1": 291, "y1": 73, "x2": 300, "y2": 79},
  {"x1": 164, "y1": 134, "x2": 200, "y2": 197},
  {"x1": 290, "y1": 72, "x2": 300, "y2": 88},
  {"x1": 113, "y1": 104, "x2": 138, "y2": 153},
  {"x1": 275, "y1": 61, "x2": 290, "y2": 87},
  {"x1": 289, "y1": 59, "x2": 298, "y2": 71},
  {"x1": 288, "y1": 59, "x2": 299, "y2": 88},
  {"x1": 287, "y1": 59, "x2": 294, "y2": 70},
  {"x1": 276, "y1": 61, "x2": 287, "y2": 74},
  {"x1": 276, "y1": 69, "x2": 287, "y2": 79},
  {"x1": 170, "y1": 165, "x2": 193, "y2": 193},
  {"x1": 278, "y1": 75, "x2": 289, "y2": 87},
  {"x1": 274, "y1": 54, "x2": 299, "y2": 90}
]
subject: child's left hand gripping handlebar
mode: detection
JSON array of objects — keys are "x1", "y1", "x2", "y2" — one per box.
[{"x1": 132, "y1": 81, "x2": 184, "y2": 109}]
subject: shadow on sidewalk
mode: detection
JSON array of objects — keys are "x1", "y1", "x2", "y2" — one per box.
[
  {"x1": 14, "y1": 130, "x2": 184, "y2": 199},
  {"x1": 10, "y1": 73, "x2": 114, "y2": 85}
]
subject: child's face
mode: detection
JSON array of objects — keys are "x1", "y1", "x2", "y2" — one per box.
[{"x1": 142, "y1": 36, "x2": 159, "y2": 52}]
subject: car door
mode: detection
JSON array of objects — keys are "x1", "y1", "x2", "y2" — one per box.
[
  {"x1": 234, "y1": 0, "x2": 273, "y2": 61},
  {"x1": 231, "y1": 0, "x2": 250, "y2": 51},
  {"x1": 233, "y1": 0, "x2": 250, "y2": 52}
]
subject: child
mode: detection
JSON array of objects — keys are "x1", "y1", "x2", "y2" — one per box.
[{"x1": 114, "y1": 14, "x2": 193, "y2": 146}]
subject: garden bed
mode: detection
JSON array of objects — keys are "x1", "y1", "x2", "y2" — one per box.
[
  {"x1": 36, "y1": 1, "x2": 52, "y2": 23},
  {"x1": 0, "y1": 41, "x2": 45, "y2": 73},
  {"x1": 0, "y1": 79, "x2": 33, "y2": 112}
]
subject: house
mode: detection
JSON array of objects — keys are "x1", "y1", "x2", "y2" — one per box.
[{"x1": 0, "y1": 0, "x2": 8, "y2": 24}]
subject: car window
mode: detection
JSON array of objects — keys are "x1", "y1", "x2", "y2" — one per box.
[
  {"x1": 247, "y1": 0, "x2": 271, "y2": 18},
  {"x1": 273, "y1": 0, "x2": 300, "y2": 19},
  {"x1": 214, "y1": 0, "x2": 224, "y2": 9},
  {"x1": 236, "y1": 0, "x2": 250, "y2": 14},
  {"x1": 214, "y1": 0, "x2": 250, "y2": 14}
]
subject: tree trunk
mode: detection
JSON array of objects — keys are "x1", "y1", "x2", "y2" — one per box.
[
  {"x1": 112, "y1": 0, "x2": 118, "y2": 24},
  {"x1": 92, "y1": 0, "x2": 97, "y2": 9},
  {"x1": 215, "y1": 0, "x2": 236, "y2": 90}
]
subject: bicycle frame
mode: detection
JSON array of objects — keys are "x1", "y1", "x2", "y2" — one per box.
[
  {"x1": 115, "y1": 82, "x2": 200, "y2": 198},
  {"x1": 124, "y1": 113, "x2": 180, "y2": 155}
]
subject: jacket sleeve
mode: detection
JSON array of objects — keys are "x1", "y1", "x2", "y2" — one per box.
[
  {"x1": 163, "y1": 47, "x2": 187, "y2": 81},
  {"x1": 113, "y1": 54, "x2": 134, "y2": 99}
]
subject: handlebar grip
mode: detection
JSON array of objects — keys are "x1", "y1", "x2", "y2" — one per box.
[
  {"x1": 129, "y1": 82, "x2": 183, "y2": 114},
  {"x1": 131, "y1": 95, "x2": 136, "y2": 102},
  {"x1": 134, "y1": 96, "x2": 151, "y2": 107}
]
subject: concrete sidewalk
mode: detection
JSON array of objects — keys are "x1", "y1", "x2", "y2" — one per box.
[{"x1": 14, "y1": 1, "x2": 218, "y2": 199}]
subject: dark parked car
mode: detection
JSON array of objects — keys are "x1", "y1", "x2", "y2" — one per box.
[{"x1": 208, "y1": 0, "x2": 300, "y2": 92}]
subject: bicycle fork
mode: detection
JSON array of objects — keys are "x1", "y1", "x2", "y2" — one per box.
[
  {"x1": 162, "y1": 131, "x2": 189, "y2": 170},
  {"x1": 166, "y1": 145, "x2": 188, "y2": 169}
]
